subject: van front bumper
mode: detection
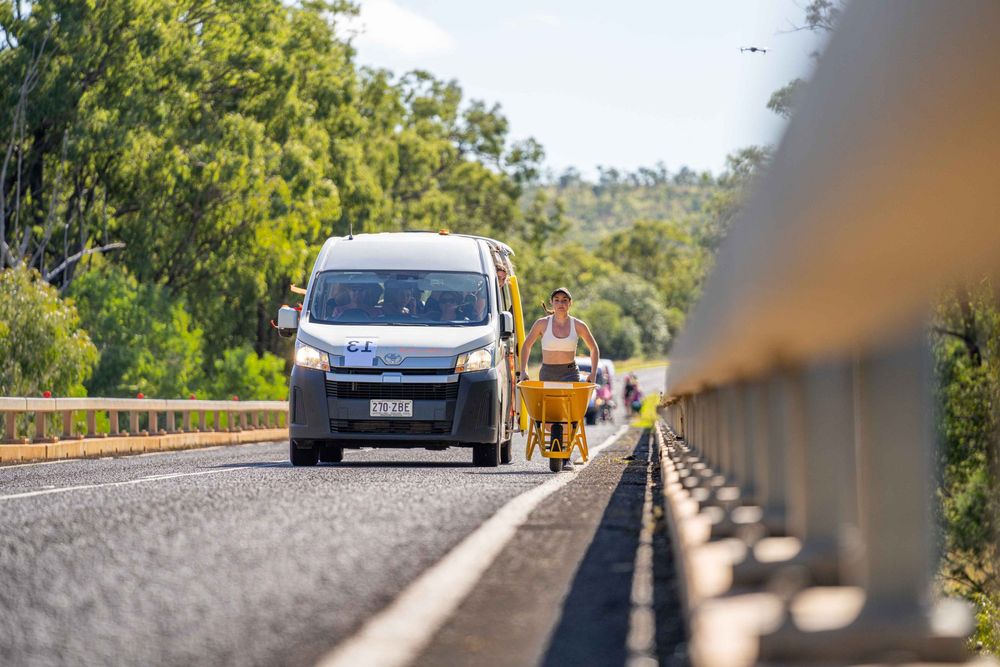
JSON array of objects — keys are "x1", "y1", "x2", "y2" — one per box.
[{"x1": 288, "y1": 365, "x2": 500, "y2": 446}]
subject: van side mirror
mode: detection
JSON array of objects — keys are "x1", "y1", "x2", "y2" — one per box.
[
  {"x1": 277, "y1": 305, "x2": 299, "y2": 338},
  {"x1": 499, "y1": 311, "x2": 514, "y2": 340}
]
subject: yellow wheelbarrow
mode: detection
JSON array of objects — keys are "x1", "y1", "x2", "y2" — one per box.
[{"x1": 518, "y1": 380, "x2": 597, "y2": 473}]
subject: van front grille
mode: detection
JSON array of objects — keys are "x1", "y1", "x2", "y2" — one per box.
[
  {"x1": 329, "y1": 419, "x2": 453, "y2": 435},
  {"x1": 326, "y1": 381, "x2": 458, "y2": 401},
  {"x1": 330, "y1": 367, "x2": 454, "y2": 376}
]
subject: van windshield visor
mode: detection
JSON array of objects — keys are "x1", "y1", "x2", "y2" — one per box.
[{"x1": 308, "y1": 270, "x2": 490, "y2": 326}]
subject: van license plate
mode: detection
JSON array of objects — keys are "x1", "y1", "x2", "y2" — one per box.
[{"x1": 370, "y1": 400, "x2": 413, "y2": 417}]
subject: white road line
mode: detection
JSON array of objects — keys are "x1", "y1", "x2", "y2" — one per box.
[
  {"x1": 0, "y1": 467, "x2": 254, "y2": 501},
  {"x1": 0, "y1": 458, "x2": 75, "y2": 470},
  {"x1": 317, "y1": 424, "x2": 631, "y2": 667}
]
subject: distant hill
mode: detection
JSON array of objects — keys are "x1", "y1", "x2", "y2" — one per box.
[{"x1": 530, "y1": 165, "x2": 721, "y2": 247}]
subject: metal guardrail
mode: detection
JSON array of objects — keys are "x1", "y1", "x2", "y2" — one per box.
[
  {"x1": 660, "y1": 2, "x2": 1000, "y2": 665},
  {"x1": 0, "y1": 397, "x2": 287, "y2": 444}
]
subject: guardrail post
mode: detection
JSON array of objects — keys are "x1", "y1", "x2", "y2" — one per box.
[
  {"x1": 706, "y1": 389, "x2": 720, "y2": 471},
  {"x1": 727, "y1": 383, "x2": 749, "y2": 495},
  {"x1": 743, "y1": 379, "x2": 770, "y2": 518},
  {"x1": 129, "y1": 410, "x2": 139, "y2": 435},
  {"x1": 110, "y1": 410, "x2": 119, "y2": 435},
  {"x1": 718, "y1": 386, "x2": 737, "y2": 481},
  {"x1": 3, "y1": 413, "x2": 14, "y2": 442},
  {"x1": 199, "y1": 410, "x2": 207, "y2": 432},
  {"x1": 166, "y1": 410, "x2": 176, "y2": 434},
  {"x1": 760, "y1": 333, "x2": 969, "y2": 662},
  {"x1": 86, "y1": 410, "x2": 97, "y2": 438},
  {"x1": 148, "y1": 410, "x2": 158, "y2": 435},
  {"x1": 240, "y1": 410, "x2": 248, "y2": 431},
  {"x1": 183, "y1": 410, "x2": 192, "y2": 432},
  {"x1": 761, "y1": 373, "x2": 790, "y2": 534},
  {"x1": 62, "y1": 410, "x2": 74, "y2": 439},
  {"x1": 35, "y1": 411, "x2": 49, "y2": 442},
  {"x1": 252, "y1": 411, "x2": 260, "y2": 429}
]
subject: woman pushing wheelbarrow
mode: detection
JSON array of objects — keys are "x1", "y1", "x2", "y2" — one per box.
[{"x1": 518, "y1": 287, "x2": 600, "y2": 471}]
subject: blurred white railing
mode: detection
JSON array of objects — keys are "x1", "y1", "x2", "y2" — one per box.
[
  {"x1": 1, "y1": 397, "x2": 286, "y2": 447},
  {"x1": 660, "y1": 2, "x2": 1000, "y2": 665}
]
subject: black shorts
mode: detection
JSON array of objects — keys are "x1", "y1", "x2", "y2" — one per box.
[{"x1": 539, "y1": 362, "x2": 580, "y2": 382}]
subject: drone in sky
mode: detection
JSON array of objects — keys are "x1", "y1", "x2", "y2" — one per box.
[{"x1": 740, "y1": 46, "x2": 769, "y2": 54}]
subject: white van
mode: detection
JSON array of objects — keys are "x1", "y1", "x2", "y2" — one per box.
[{"x1": 276, "y1": 232, "x2": 524, "y2": 467}]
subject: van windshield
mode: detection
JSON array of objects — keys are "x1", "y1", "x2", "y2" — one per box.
[{"x1": 308, "y1": 270, "x2": 490, "y2": 326}]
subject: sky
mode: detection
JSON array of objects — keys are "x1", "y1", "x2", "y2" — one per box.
[{"x1": 345, "y1": 0, "x2": 827, "y2": 179}]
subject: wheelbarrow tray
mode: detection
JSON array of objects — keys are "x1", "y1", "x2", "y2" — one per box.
[
  {"x1": 517, "y1": 381, "x2": 596, "y2": 423},
  {"x1": 518, "y1": 381, "x2": 597, "y2": 467}
]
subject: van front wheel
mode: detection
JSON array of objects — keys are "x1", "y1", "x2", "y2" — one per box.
[
  {"x1": 319, "y1": 443, "x2": 343, "y2": 463},
  {"x1": 290, "y1": 440, "x2": 319, "y2": 467},
  {"x1": 473, "y1": 442, "x2": 500, "y2": 467}
]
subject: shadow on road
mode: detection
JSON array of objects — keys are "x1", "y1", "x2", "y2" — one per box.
[
  {"x1": 540, "y1": 431, "x2": 688, "y2": 667},
  {"x1": 321, "y1": 460, "x2": 472, "y2": 469}
]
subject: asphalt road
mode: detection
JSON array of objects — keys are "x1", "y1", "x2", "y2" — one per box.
[{"x1": 0, "y1": 366, "x2": 669, "y2": 667}]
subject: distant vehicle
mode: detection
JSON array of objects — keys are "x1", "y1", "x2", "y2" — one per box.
[
  {"x1": 576, "y1": 357, "x2": 616, "y2": 425},
  {"x1": 276, "y1": 232, "x2": 524, "y2": 468}
]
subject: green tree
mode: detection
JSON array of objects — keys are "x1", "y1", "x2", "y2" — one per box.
[
  {"x1": 933, "y1": 286, "x2": 1000, "y2": 653},
  {"x1": 596, "y1": 219, "x2": 705, "y2": 324},
  {"x1": 575, "y1": 299, "x2": 640, "y2": 360},
  {"x1": 205, "y1": 345, "x2": 288, "y2": 401},
  {"x1": 69, "y1": 262, "x2": 206, "y2": 398},
  {"x1": 586, "y1": 274, "x2": 673, "y2": 355},
  {"x1": 0, "y1": 265, "x2": 96, "y2": 396}
]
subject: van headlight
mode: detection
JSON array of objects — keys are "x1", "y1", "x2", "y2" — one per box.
[
  {"x1": 295, "y1": 342, "x2": 330, "y2": 372},
  {"x1": 455, "y1": 346, "x2": 493, "y2": 373}
]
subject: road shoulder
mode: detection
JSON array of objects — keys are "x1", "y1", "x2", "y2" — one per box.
[{"x1": 413, "y1": 427, "x2": 683, "y2": 667}]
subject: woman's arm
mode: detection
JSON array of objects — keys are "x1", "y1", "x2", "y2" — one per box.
[
  {"x1": 519, "y1": 318, "x2": 546, "y2": 379},
  {"x1": 577, "y1": 319, "x2": 600, "y2": 383}
]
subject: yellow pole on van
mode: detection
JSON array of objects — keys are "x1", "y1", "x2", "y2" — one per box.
[{"x1": 507, "y1": 274, "x2": 528, "y2": 432}]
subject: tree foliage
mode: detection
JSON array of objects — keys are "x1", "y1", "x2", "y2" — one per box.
[
  {"x1": 0, "y1": 2, "x2": 737, "y2": 394},
  {"x1": 0, "y1": 264, "x2": 96, "y2": 395},
  {"x1": 933, "y1": 285, "x2": 1000, "y2": 653}
]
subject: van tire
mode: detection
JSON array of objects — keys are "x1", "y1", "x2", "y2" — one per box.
[
  {"x1": 319, "y1": 443, "x2": 343, "y2": 463},
  {"x1": 500, "y1": 439, "x2": 513, "y2": 464},
  {"x1": 290, "y1": 440, "x2": 319, "y2": 466},
  {"x1": 473, "y1": 442, "x2": 500, "y2": 467}
]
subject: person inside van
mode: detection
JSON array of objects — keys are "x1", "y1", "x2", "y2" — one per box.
[
  {"x1": 460, "y1": 285, "x2": 488, "y2": 322},
  {"x1": 495, "y1": 263, "x2": 508, "y2": 288},
  {"x1": 380, "y1": 283, "x2": 413, "y2": 320},
  {"x1": 434, "y1": 291, "x2": 464, "y2": 321},
  {"x1": 324, "y1": 283, "x2": 350, "y2": 319},
  {"x1": 331, "y1": 283, "x2": 378, "y2": 320}
]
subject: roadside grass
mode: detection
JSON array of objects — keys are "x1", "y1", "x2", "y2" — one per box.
[
  {"x1": 614, "y1": 357, "x2": 669, "y2": 373},
  {"x1": 524, "y1": 356, "x2": 668, "y2": 380}
]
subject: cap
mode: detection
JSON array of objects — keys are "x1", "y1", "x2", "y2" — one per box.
[{"x1": 550, "y1": 287, "x2": 573, "y2": 300}]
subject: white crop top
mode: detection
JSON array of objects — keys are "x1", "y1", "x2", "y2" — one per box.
[{"x1": 541, "y1": 316, "x2": 578, "y2": 352}]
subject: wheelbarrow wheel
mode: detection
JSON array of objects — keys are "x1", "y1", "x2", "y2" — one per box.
[
  {"x1": 473, "y1": 441, "x2": 500, "y2": 467},
  {"x1": 500, "y1": 439, "x2": 513, "y2": 464},
  {"x1": 549, "y1": 456, "x2": 563, "y2": 473}
]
